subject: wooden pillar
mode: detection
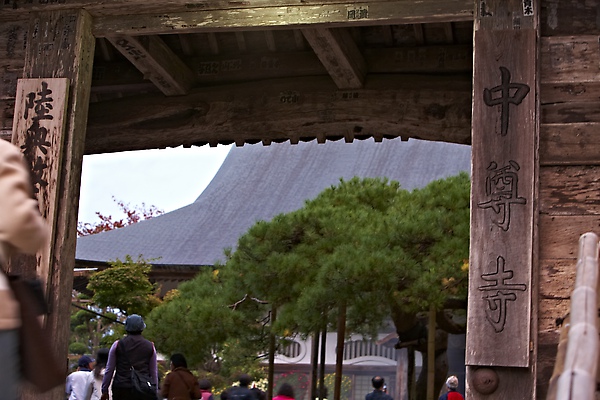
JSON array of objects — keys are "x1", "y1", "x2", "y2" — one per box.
[
  {"x1": 466, "y1": 0, "x2": 539, "y2": 399},
  {"x1": 15, "y1": 9, "x2": 94, "y2": 400},
  {"x1": 396, "y1": 348, "x2": 408, "y2": 400}
]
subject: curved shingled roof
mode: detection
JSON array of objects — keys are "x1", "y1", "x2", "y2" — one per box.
[{"x1": 76, "y1": 138, "x2": 471, "y2": 266}]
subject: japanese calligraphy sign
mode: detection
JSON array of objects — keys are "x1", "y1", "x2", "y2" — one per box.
[
  {"x1": 466, "y1": 28, "x2": 537, "y2": 368},
  {"x1": 11, "y1": 78, "x2": 69, "y2": 236}
]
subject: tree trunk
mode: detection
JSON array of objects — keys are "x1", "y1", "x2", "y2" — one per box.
[
  {"x1": 427, "y1": 307, "x2": 435, "y2": 400},
  {"x1": 268, "y1": 308, "x2": 277, "y2": 400},
  {"x1": 319, "y1": 328, "x2": 327, "y2": 399},
  {"x1": 416, "y1": 349, "x2": 449, "y2": 400},
  {"x1": 311, "y1": 331, "x2": 319, "y2": 400},
  {"x1": 334, "y1": 304, "x2": 346, "y2": 400},
  {"x1": 408, "y1": 347, "x2": 415, "y2": 400}
]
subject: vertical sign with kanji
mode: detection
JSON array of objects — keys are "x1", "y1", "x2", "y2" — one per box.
[
  {"x1": 466, "y1": 2, "x2": 538, "y2": 370},
  {"x1": 11, "y1": 78, "x2": 69, "y2": 281}
]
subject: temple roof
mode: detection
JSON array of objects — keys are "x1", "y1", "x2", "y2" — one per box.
[{"x1": 76, "y1": 138, "x2": 471, "y2": 266}]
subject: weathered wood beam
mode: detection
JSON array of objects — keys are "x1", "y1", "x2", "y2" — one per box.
[
  {"x1": 302, "y1": 28, "x2": 366, "y2": 89},
  {"x1": 207, "y1": 32, "x2": 220, "y2": 54},
  {"x1": 413, "y1": 23, "x2": 425, "y2": 44},
  {"x1": 264, "y1": 30, "x2": 277, "y2": 52},
  {"x1": 540, "y1": 215, "x2": 600, "y2": 259},
  {"x1": 235, "y1": 32, "x2": 247, "y2": 52},
  {"x1": 443, "y1": 22, "x2": 454, "y2": 43},
  {"x1": 293, "y1": 29, "x2": 307, "y2": 50},
  {"x1": 1, "y1": 0, "x2": 475, "y2": 27},
  {"x1": 540, "y1": 123, "x2": 600, "y2": 166},
  {"x1": 90, "y1": 0, "x2": 474, "y2": 36},
  {"x1": 178, "y1": 34, "x2": 195, "y2": 56},
  {"x1": 540, "y1": 165, "x2": 600, "y2": 215},
  {"x1": 541, "y1": 1, "x2": 600, "y2": 36},
  {"x1": 106, "y1": 35, "x2": 196, "y2": 96},
  {"x1": 96, "y1": 37, "x2": 116, "y2": 61},
  {"x1": 83, "y1": 74, "x2": 472, "y2": 154},
  {"x1": 541, "y1": 36, "x2": 600, "y2": 84}
]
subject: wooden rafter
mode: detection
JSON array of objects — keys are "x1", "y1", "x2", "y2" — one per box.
[
  {"x1": 106, "y1": 35, "x2": 196, "y2": 96},
  {"x1": 413, "y1": 24, "x2": 425, "y2": 44},
  {"x1": 264, "y1": 31, "x2": 277, "y2": 52},
  {"x1": 88, "y1": 44, "x2": 472, "y2": 88},
  {"x1": 302, "y1": 28, "x2": 366, "y2": 89}
]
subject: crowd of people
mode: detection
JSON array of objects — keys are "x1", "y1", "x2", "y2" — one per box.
[{"x1": 65, "y1": 337, "x2": 465, "y2": 400}]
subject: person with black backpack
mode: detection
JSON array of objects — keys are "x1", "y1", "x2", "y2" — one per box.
[
  {"x1": 221, "y1": 374, "x2": 258, "y2": 400},
  {"x1": 101, "y1": 314, "x2": 158, "y2": 400}
]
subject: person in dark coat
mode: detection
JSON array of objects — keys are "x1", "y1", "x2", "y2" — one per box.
[
  {"x1": 221, "y1": 374, "x2": 258, "y2": 400},
  {"x1": 365, "y1": 376, "x2": 393, "y2": 400},
  {"x1": 161, "y1": 353, "x2": 202, "y2": 400},
  {"x1": 101, "y1": 314, "x2": 158, "y2": 400}
]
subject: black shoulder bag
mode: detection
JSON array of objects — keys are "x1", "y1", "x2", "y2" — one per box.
[
  {"x1": 0, "y1": 262, "x2": 65, "y2": 392},
  {"x1": 117, "y1": 339, "x2": 158, "y2": 400}
]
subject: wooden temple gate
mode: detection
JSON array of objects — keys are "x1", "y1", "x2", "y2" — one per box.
[{"x1": 1, "y1": 1, "x2": 599, "y2": 399}]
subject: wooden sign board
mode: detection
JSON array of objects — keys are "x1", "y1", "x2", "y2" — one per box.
[
  {"x1": 11, "y1": 78, "x2": 70, "y2": 281},
  {"x1": 466, "y1": 28, "x2": 537, "y2": 368}
]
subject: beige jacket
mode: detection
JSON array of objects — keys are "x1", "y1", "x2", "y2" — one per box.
[{"x1": 0, "y1": 139, "x2": 49, "y2": 330}]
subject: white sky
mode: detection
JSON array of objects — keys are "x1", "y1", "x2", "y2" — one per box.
[{"x1": 78, "y1": 145, "x2": 232, "y2": 224}]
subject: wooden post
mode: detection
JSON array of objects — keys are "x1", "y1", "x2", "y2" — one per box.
[
  {"x1": 466, "y1": 0, "x2": 539, "y2": 398},
  {"x1": 554, "y1": 233, "x2": 600, "y2": 400},
  {"x1": 396, "y1": 348, "x2": 408, "y2": 400},
  {"x1": 16, "y1": 9, "x2": 95, "y2": 400}
]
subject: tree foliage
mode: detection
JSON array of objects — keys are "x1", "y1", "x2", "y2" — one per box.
[
  {"x1": 72, "y1": 201, "x2": 163, "y2": 359},
  {"x1": 77, "y1": 197, "x2": 163, "y2": 236},
  {"x1": 68, "y1": 300, "x2": 122, "y2": 354},
  {"x1": 87, "y1": 254, "x2": 161, "y2": 316},
  {"x1": 145, "y1": 173, "x2": 470, "y2": 393}
]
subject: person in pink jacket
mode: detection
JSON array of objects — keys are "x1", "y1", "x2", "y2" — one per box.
[
  {"x1": 0, "y1": 139, "x2": 49, "y2": 400},
  {"x1": 272, "y1": 383, "x2": 295, "y2": 400}
]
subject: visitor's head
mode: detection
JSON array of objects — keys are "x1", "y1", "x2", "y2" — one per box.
[
  {"x1": 277, "y1": 383, "x2": 295, "y2": 398},
  {"x1": 446, "y1": 376, "x2": 459, "y2": 390},
  {"x1": 372, "y1": 376, "x2": 385, "y2": 390},
  {"x1": 238, "y1": 374, "x2": 252, "y2": 387},
  {"x1": 78, "y1": 355, "x2": 94, "y2": 369},
  {"x1": 199, "y1": 379, "x2": 212, "y2": 391},
  {"x1": 170, "y1": 353, "x2": 188, "y2": 369},
  {"x1": 95, "y1": 348, "x2": 109, "y2": 366},
  {"x1": 125, "y1": 314, "x2": 146, "y2": 334}
]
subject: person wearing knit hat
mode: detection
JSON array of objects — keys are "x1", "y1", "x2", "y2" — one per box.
[
  {"x1": 100, "y1": 315, "x2": 158, "y2": 400},
  {"x1": 438, "y1": 376, "x2": 463, "y2": 400}
]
